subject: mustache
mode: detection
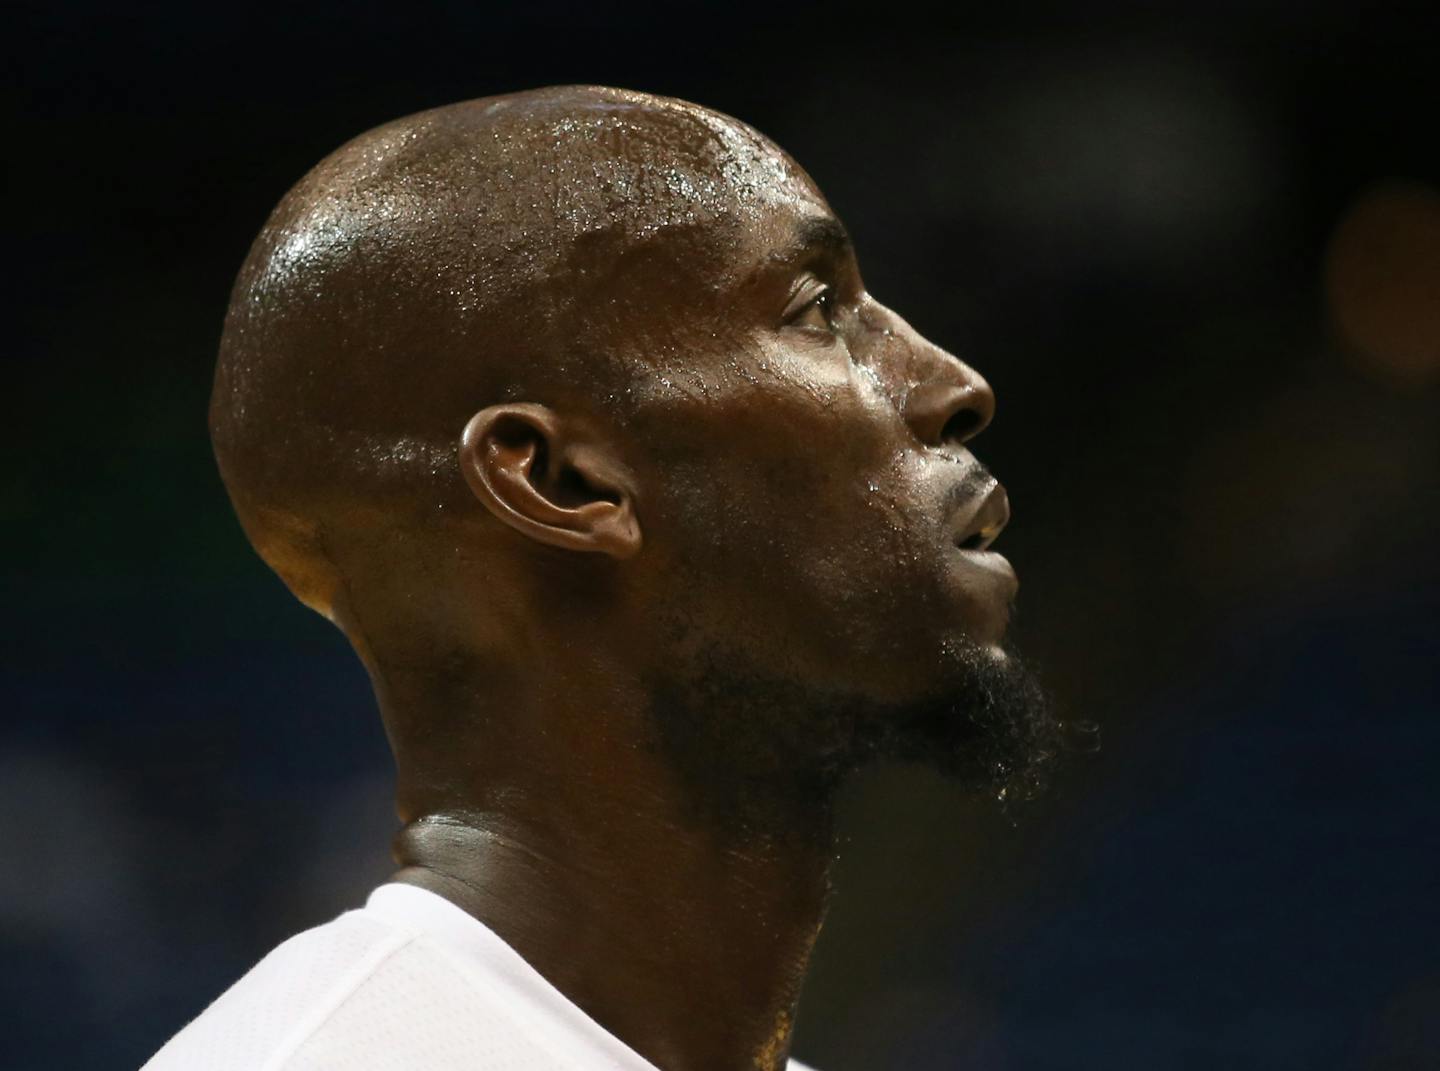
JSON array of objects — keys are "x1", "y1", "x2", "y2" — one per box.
[{"x1": 942, "y1": 463, "x2": 994, "y2": 513}]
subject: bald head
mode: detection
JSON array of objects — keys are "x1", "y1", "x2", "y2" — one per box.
[
  {"x1": 213, "y1": 85, "x2": 812, "y2": 622},
  {"x1": 199, "y1": 87, "x2": 1064, "y2": 1071},
  {"x1": 213, "y1": 83, "x2": 1057, "y2": 833}
]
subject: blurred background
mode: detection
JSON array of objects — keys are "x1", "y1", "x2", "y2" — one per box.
[{"x1": 6, "y1": 2, "x2": 1438, "y2": 1068}]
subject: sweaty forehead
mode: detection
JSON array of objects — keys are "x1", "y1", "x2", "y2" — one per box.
[
  {"x1": 252, "y1": 89, "x2": 835, "y2": 366},
  {"x1": 518, "y1": 94, "x2": 825, "y2": 238}
]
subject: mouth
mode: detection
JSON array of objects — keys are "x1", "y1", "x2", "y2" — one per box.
[{"x1": 951, "y1": 479, "x2": 1011, "y2": 552}]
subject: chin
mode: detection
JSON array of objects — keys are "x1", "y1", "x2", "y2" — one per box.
[
  {"x1": 973, "y1": 591, "x2": 1019, "y2": 650},
  {"x1": 891, "y1": 633, "x2": 1062, "y2": 802},
  {"x1": 980, "y1": 639, "x2": 1013, "y2": 663},
  {"x1": 944, "y1": 607, "x2": 1016, "y2": 664}
]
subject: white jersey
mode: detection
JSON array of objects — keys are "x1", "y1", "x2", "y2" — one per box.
[{"x1": 143, "y1": 882, "x2": 815, "y2": 1071}]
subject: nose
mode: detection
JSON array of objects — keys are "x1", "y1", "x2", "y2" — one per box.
[{"x1": 894, "y1": 332, "x2": 996, "y2": 449}]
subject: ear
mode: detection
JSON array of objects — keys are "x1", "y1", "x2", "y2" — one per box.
[{"x1": 459, "y1": 403, "x2": 642, "y2": 559}]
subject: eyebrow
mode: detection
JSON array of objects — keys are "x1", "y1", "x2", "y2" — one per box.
[{"x1": 767, "y1": 215, "x2": 853, "y2": 269}]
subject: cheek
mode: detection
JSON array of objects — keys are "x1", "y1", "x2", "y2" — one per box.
[
  {"x1": 789, "y1": 450, "x2": 958, "y2": 661},
  {"x1": 659, "y1": 415, "x2": 954, "y2": 696},
  {"x1": 630, "y1": 341, "x2": 959, "y2": 694}
]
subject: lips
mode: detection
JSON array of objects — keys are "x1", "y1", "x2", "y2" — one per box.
[{"x1": 950, "y1": 479, "x2": 1011, "y2": 552}]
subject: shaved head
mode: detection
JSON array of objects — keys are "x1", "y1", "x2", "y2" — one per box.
[
  {"x1": 214, "y1": 83, "x2": 1059, "y2": 828},
  {"x1": 214, "y1": 86, "x2": 807, "y2": 620},
  {"x1": 206, "y1": 86, "x2": 1064, "y2": 1069}
]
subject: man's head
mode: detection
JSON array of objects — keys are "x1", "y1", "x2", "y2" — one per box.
[{"x1": 214, "y1": 86, "x2": 1058, "y2": 826}]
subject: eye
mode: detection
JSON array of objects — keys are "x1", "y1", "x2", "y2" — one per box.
[{"x1": 782, "y1": 277, "x2": 836, "y2": 334}]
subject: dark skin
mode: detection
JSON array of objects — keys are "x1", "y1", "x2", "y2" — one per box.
[{"x1": 212, "y1": 87, "x2": 1021, "y2": 1071}]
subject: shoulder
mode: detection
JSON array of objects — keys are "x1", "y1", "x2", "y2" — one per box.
[
  {"x1": 139, "y1": 893, "x2": 627, "y2": 1071},
  {"x1": 142, "y1": 907, "x2": 422, "y2": 1071},
  {"x1": 142, "y1": 886, "x2": 823, "y2": 1071}
]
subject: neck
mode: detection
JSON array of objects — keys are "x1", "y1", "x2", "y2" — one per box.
[{"x1": 380, "y1": 652, "x2": 836, "y2": 1071}]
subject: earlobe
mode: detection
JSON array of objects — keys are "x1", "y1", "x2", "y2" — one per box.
[{"x1": 459, "y1": 404, "x2": 642, "y2": 559}]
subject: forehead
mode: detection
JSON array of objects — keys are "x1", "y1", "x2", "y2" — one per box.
[
  {"x1": 525, "y1": 98, "x2": 836, "y2": 271},
  {"x1": 274, "y1": 93, "x2": 838, "y2": 315}
]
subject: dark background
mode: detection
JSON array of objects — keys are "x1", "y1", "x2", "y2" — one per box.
[{"x1": 7, "y1": 3, "x2": 1438, "y2": 1068}]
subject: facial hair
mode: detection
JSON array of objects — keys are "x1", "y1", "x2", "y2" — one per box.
[{"x1": 645, "y1": 617, "x2": 1065, "y2": 841}]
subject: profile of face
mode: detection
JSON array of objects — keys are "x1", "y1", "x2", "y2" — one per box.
[
  {"x1": 214, "y1": 86, "x2": 1058, "y2": 826},
  {"x1": 595, "y1": 127, "x2": 1054, "y2": 809}
]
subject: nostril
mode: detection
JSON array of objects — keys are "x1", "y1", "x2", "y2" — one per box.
[
  {"x1": 903, "y1": 379, "x2": 995, "y2": 447},
  {"x1": 941, "y1": 408, "x2": 983, "y2": 444}
]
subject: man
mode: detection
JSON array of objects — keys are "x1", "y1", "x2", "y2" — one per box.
[{"x1": 145, "y1": 85, "x2": 1059, "y2": 1071}]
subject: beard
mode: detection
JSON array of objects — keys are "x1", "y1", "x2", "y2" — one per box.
[{"x1": 645, "y1": 615, "x2": 1064, "y2": 840}]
